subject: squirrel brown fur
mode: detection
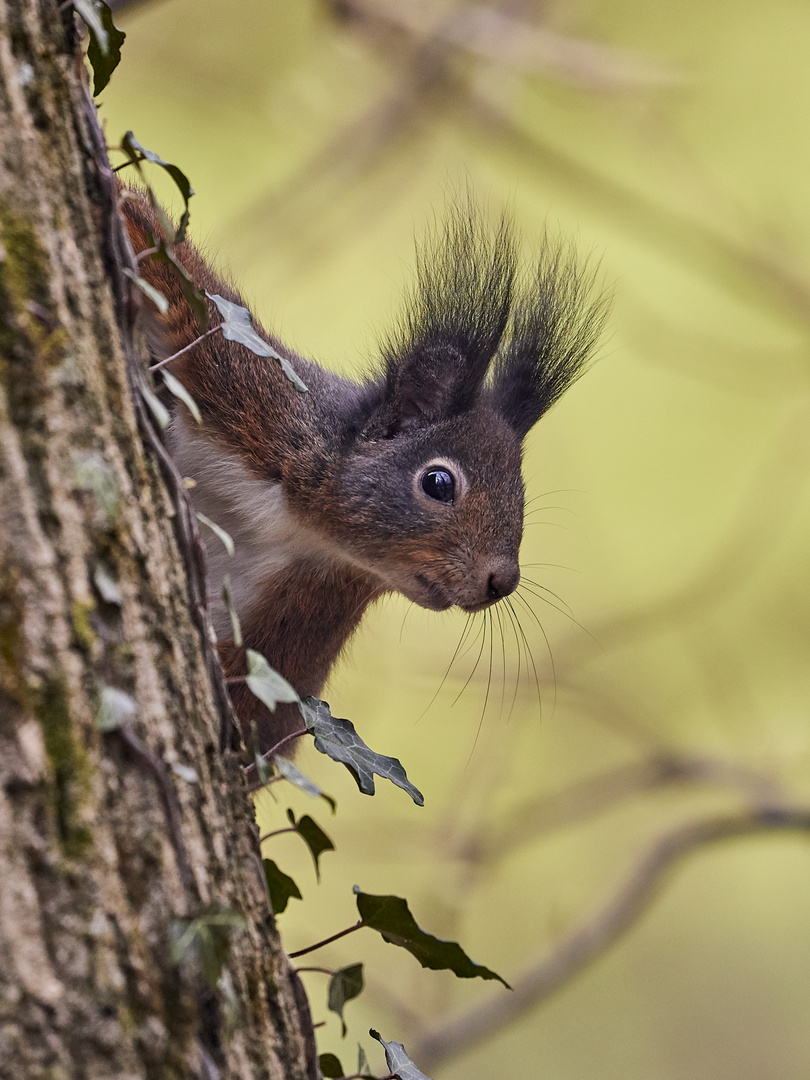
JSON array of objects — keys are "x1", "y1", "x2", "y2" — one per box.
[{"x1": 119, "y1": 185, "x2": 608, "y2": 751}]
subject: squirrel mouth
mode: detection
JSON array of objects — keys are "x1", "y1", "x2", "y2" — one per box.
[{"x1": 413, "y1": 573, "x2": 454, "y2": 612}]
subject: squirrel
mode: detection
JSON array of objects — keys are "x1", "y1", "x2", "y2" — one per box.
[{"x1": 119, "y1": 185, "x2": 608, "y2": 752}]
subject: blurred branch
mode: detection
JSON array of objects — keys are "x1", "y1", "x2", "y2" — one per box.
[
  {"x1": 233, "y1": 0, "x2": 678, "y2": 260},
  {"x1": 415, "y1": 804, "x2": 810, "y2": 1071},
  {"x1": 336, "y1": 0, "x2": 683, "y2": 89},
  {"x1": 457, "y1": 752, "x2": 785, "y2": 864}
]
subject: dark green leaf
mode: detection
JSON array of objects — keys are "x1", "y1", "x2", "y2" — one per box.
[
  {"x1": 327, "y1": 963, "x2": 364, "y2": 1037},
  {"x1": 253, "y1": 750, "x2": 274, "y2": 788},
  {"x1": 152, "y1": 238, "x2": 207, "y2": 330},
  {"x1": 274, "y1": 755, "x2": 336, "y2": 812},
  {"x1": 263, "y1": 858, "x2": 302, "y2": 915},
  {"x1": 299, "y1": 697, "x2": 424, "y2": 806},
  {"x1": 318, "y1": 1053, "x2": 344, "y2": 1079},
  {"x1": 120, "y1": 132, "x2": 194, "y2": 241},
  {"x1": 370, "y1": 1031, "x2": 432, "y2": 1080},
  {"x1": 205, "y1": 292, "x2": 309, "y2": 393},
  {"x1": 355, "y1": 890, "x2": 510, "y2": 988},
  {"x1": 169, "y1": 904, "x2": 246, "y2": 990},
  {"x1": 76, "y1": 0, "x2": 125, "y2": 96},
  {"x1": 246, "y1": 649, "x2": 299, "y2": 711},
  {"x1": 161, "y1": 369, "x2": 201, "y2": 424},
  {"x1": 286, "y1": 809, "x2": 335, "y2": 880},
  {"x1": 122, "y1": 267, "x2": 168, "y2": 314},
  {"x1": 357, "y1": 1044, "x2": 374, "y2": 1078}
]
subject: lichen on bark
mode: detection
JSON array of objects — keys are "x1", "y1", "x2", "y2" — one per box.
[{"x1": 0, "y1": 1, "x2": 316, "y2": 1076}]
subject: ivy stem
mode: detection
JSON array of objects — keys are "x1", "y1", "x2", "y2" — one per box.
[
  {"x1": 288, "y1": 920, "x2": 365, "y2": 959},
  {"x1": 258, "y1": 826, "x2": 298, "y2": 843},
  {"x1": 149, "y1": 324, "x2": 220, "y2": 372},
  {"x1": 244, "y1": 727, "x2": 310, "y2": 776},
  {"x1": 294, "y1": 966, "x2": 334, "y2": 976}
]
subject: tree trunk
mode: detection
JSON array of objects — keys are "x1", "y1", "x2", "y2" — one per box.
[{"x1": 0, "y1": 2, "x2": 316, "y2": 1077}]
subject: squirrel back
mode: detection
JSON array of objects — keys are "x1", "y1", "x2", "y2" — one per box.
[{"x1": 119, "y1": 187, "x2": 608, "y2": 750}]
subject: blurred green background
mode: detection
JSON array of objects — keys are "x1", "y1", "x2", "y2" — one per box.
[{"x1": 100, "y1": 1, "x2": 810, "y2": 1076}]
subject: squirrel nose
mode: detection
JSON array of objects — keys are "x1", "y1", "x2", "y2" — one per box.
[{"x1": 486, "y1": 561, "x2": 520, "y2": 601}]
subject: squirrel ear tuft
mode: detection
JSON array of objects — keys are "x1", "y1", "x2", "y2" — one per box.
[
  {"x1": 365, "y1": 202, "x2": 516, "y2": 437},
  {"x1": 492, "y1": 238, "x2": 610, "y2": 440}
]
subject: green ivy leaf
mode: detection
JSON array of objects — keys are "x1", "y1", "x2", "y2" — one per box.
[
  {"x1": 149, "y1": 238, "x2": 207, "y2": 330},
  {"x1": 355, "y1": 890, "x2": 510, "y2": 988},
  {"x1": 220, "y1": 575, "x2": 243, "y2": 647},
  {"x1": 263, "y1": 858, "x2": 302, "y2": 915},
  {"x1": 196, "y1": 512, "x2": 235, "y2": 556},
  {"x1": 327, "y1": 963, "x2": 364, "y2": 1038},
  {"x1": 370, "y1": 1030, "x2": 432, "y2": 1080},
  {"x1": 285, "y1": 809, "x2": 335, "y2": 880},
  {"x1": 139, "y1": 382, "x2": 170, "y2": 430},
  {"x1": 205, "y1": 292, "x2": 309, "y2": 393},
  {"x1": 161, "y1": 369, "x2": 202, "y2": 424},
  {"x1": 122, "y1": 267, "x2": 169, "y2": 314},
  {"x1": 120, "y1": 132, "x2": 194, "y2": 242},
  {"x1": 357, "y1": 1043, "x2": 374, "y2": 1078},
  {"x1": 169, "y1": 904, "x2": 246, "y2": 990},
  {"x1": 75, "y1": 0, "x2": 125, "y2": 96},
  {"x1": 299, "y1": 697, "x2": 424, "y2": 806},
  {"x1": 274, "y1": 755, "x2": 336, "y2": 811},
  {"x1": 318, "y1": 1053, "x2": 344, "y2": 1079},
  {"x1": 246, "y1": 649, "x2": 299, "y2": 711},
  {"x1": 96, "y1": 686, "x2": 136, "y2": 732}
]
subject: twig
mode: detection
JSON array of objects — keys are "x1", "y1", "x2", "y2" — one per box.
[
  {"x1": 288, "y1": 920, "x2": 365, "y2": 960},
  {"x1": 414, "y1": 805, "x2": 810, "y2": 1070},
  {"x1": 149, "y1": 325, "x2": 221, "y2": 372}
]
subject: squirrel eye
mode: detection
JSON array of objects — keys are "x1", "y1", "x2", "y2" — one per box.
[{"x1": 421, "y1": 468, "x2": 455, "y2": 504}]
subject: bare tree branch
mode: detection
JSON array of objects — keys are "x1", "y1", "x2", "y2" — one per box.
[{"x1": 415, "y1": 806, "x2": 810, "y2": 1071}]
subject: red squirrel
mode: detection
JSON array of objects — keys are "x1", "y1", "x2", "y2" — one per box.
[{"x1": 119, "y1": 187, "x2": 607, "y2": 751}]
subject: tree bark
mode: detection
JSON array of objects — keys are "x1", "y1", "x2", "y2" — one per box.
[{"x1": 0, "y1": 2, "x2": 316, "y2": 1077}]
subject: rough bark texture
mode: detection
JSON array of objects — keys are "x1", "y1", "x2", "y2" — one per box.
[{"x1": 0, "y1": 2, "x2": 316, "y2": 1077}]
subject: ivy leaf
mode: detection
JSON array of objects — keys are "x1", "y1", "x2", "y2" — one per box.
[
  {"x1": 75, "y1": 0, "x2": 125, "y2": 96},
  {"x1": 357, "y1": 1044, "x2": 374, "y2": 1078},
  {"x1": 169, "y1": 904, "x2": 246, "y2": 990},
  {"x1": 299, "y1": 697, "x2": 423, "y2": 806},
  {"x1": 139, "y1": 382, "x2": 170, "y2": 429},
  {"x1": 246, "y1": 649, "x2": 299, "y2": 711},
  {"x1": 263, "y1": 858, "x2": 302, "y2": 915},
  {"x1": 196, "y1": 512, "x2": 234, "y2": 556},
  {"x1": 92, "y1": 565, "x2": 122, "y2": 606},
  {"x1": 318, "y1": 1053, "x2": 344, "y2": 1079},
  {"x1": 122, "y1": 267, "x2": 168, "y2": 314},
  {"x1": 120, "y1": 132, "x2": 194, "y2": 242},
  {"x1": 221, "y1": 575, "x2": 243, "y2": 648},
  {"x1": 96, "y1": 686, "x2": 136, "y2": 732},
  {"x1": 205, "y1": 292, "x2": 309, "y2": 393},
  {"x1": 151, "y1": 237, "x2": 207, "y2": 329},
  {"x1": 370, "y1": 1031, "x2": 432, "y2": 1080},
  {"x1": 327, "y1": 963, "x2": 364, "y2": 1038},
  {"x1": 355, "y1": 890, "x2": 510, "y2": 988},
  {"x1": 161, "y1": 369, "x2": 202, "y2": 424},
  {"x1": 285, "y1": 809, "x2": 335, "y2": 880},
  {"x1": 274, "y1": 755, "x2": 336, "y2": 812}
]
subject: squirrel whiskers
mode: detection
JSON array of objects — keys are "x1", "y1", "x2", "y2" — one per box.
[{"x1": 120, "y1": 187, "x2": 609, "y2": 750}]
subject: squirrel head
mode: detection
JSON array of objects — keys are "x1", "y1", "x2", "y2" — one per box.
[{"x1": 288, "y1": 205, "x2": 609, "y2": 613}]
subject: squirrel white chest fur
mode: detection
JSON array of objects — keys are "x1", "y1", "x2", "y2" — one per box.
[
  {"x1": 121, "y1": 183, "x2": 608, "y2": 749},
  {"x1": 168, "y1": 414, "x2": 350, "y2": 641}
]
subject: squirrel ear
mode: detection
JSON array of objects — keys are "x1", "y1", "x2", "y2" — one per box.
[
  {"x1": 492, "y1": 240, "x2": 610, "y2": 439},
  {"x1": 365, "y1": 203, "x2": 516, "y2": 437}
]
